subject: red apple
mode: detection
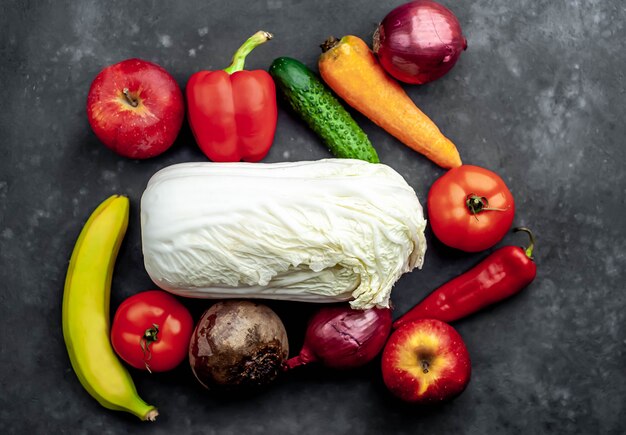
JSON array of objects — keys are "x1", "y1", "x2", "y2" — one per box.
[
  {"x1": 381, "y1": 318, "x2": 471, "y2": 404},
  {"x1": 86, "y1": 58, "x2": 184, "y2": 159}
]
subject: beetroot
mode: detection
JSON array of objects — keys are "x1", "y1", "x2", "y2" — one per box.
[{"x1": 189, "y1": 301, "x2": 289, "y2": 389}]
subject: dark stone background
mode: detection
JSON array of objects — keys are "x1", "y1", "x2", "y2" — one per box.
[{"x1": 1, "y1": 0, "x2": 624, "y2": 433}]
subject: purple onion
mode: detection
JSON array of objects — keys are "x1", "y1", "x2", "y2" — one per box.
[
  {"x1": 285, "y1": 305, "x2": 392, "y2": 370},
  {"x1": 373, "y1": 0, "x2": 467, "y2": 84}
]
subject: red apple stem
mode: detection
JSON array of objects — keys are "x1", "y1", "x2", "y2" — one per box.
[
  {"x1": 122, "y1": 88, "x2": 139, "y2": 107},
  {"x1": 421, "y1": 360, "x2": 430, "y2": 374}
]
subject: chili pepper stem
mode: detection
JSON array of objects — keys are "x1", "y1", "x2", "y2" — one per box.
[
  {"x1": 224, "y1": 31, "x2": 273, "y2": 74},
  {"x1": 514, "y1": 227, "x2": 536, "y2": 259}
]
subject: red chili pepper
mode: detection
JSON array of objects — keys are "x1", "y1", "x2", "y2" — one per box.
[
  {"x1": 394, "y1": 228, "x2": 537, "y2": 328},
  {"x1": 186, "y1": 31, "x2": 277, "y2": 162}
]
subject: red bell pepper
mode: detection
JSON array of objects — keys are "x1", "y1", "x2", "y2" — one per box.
[
  {"x1": 186, "y1": 31, "x2": 277, "y2": 162},
  {"x1": 394, "y1": 228, "x2": 537, "y2": 328}
]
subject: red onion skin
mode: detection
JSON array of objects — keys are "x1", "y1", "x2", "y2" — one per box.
[
  {"x1": 373, "y1": 0, "x2": 467, "y2": 85},
  {"x1": 285, "y1": 305, "x2": 393, "y2": 370}
]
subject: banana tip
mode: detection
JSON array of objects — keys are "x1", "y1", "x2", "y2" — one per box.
[{"x1": 144, "y1": 409, "x2": 158, "y2": 422}]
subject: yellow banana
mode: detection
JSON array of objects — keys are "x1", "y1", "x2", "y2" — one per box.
[{"x1": 62, "y1": 195, "x2": 157, "y2": 421}]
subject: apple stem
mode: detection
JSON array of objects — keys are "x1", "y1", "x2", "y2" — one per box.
[
  {"x1": 223, "y1": 31, "x2": 273, "y2": 74},
  {"x1": 122, "y1": 88, "x2": 139, "y2": 107},
  {"x1": 421, "y1": 360, "x2": 429, "y2": 374}
]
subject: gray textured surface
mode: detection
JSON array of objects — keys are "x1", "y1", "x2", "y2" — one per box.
[{"x1": 1, "y1": 0, "x2": 625, "y2": 433}]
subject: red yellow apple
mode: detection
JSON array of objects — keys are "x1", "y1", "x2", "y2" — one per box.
[
  {"x1": 381, "y1": 318, "x2": 471, "y2": 403},
  {"x1": 86, "y1": 58, "x2": 184, "y2": 159}
]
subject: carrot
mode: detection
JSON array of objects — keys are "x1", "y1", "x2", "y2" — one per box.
[{"x1": 318, "y1": 35, "x2": 462, "y2": 169}]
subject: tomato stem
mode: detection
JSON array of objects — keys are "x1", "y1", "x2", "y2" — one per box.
[
  {"x1": 514, "y1": 227, "x2": 536, "y2": 259},
  {"x1": 139, "y1": 323, "x2": 159, "y2": 373},
  {"x1": 224, "y1": 31, "x2": 273, "y2": 74},
  {"x1": 466, "y1": 194, "x2": 509, "y2": 221}
]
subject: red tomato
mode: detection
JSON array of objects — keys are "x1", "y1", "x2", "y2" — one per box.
[
  {"x1": 427, "y1": 165, "x2": 515, "y2": 252},
  {"x1": 111, "y1": 290, "x2": 194, "y2": 372}
]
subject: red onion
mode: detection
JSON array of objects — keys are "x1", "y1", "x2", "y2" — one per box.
[
  {"x1": 285, "y1": 305, "x2": 392, "y2": 370},
  {"x1": 373, "y1": 0, "x2": 467, "y2": 85}
]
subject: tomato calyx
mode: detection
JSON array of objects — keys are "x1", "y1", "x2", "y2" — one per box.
[
  {"x1": 465, "y1": 193, "x2": 509, "y2": 221},
  {"x1": 139, "y1": 323, "x2": 160, "y2": 373}
]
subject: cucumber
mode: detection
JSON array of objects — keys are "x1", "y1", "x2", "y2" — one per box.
[{"x1": 269, "y1": 57, "x2": 379, "y2": 163}]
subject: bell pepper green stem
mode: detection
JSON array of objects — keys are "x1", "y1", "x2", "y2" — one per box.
[
  {"x1": 224, "y1": 31, "x2": 273, "y2": 74},
  {"x1": 514, "y1": 227, "x2": 535, "y2": 259}
]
